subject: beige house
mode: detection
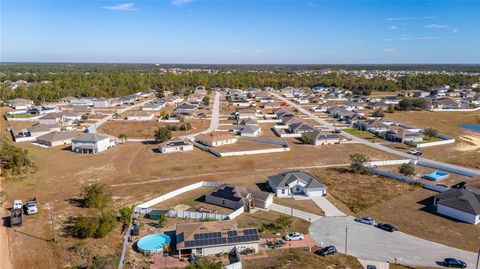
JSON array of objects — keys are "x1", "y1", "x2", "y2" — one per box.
[
  {"x1": 195, "y1": 132, "x2": 238, "y2": 147},
  {"x1": 36, "y1": 131, "x2": 78, "y2": 147}
]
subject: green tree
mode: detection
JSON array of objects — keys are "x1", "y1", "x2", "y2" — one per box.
[
  {"x1": 387, "y1": 104, "x2": 395, "y2": 113},
  {"x1": 398, "y1": 163, "x2": 416, "y2": 177},
  {"x1": 301, "y1": 135, "x2": 312, "y2": 144},
  {"x1": 372, "y1": 108, "x2": 385, "y2": 118},
  {"x1": 202, "y1": 96, "x2": 210, "y2": 106},
  {"x1": 0, "y1": 140, "x2": 34, "y2": 176},
  {"x1": 349, "y1": 153, "x2": 371, "y2": 174},
  {"x1": 119, "y1": 207, "x2": 133, "y2": 225},
  {"x1": 424, "y1": 128, "x2": 438, "y2": 140},
  {"x1": 82, "y1": 183, "x2": 112, "y2": 209},
  {"x1": 154, "y1": 127, "x2": 172, "y2": 143},
  {"x1": 118, "y1": 134, "x2": 127, "y2": 142},
  {"x1": 275, "y1": 214, "x2": 292, "y2": 229},
  {"x1": 179, "y1": 122, "x2": 192, "y2": 131},
  {"x1": 158, "y1": 214, "x2": 168, "y2": 227}
]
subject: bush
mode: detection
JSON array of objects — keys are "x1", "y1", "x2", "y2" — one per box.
[
  {"x1": 119, "y1": 207, "x2": 133, "y2": 225},
  {"x1": 398, "y1": 163, "x2": 416, "y2": 177},
  {"x1": 0, "y1": 140, "x2": 35, "y2": 176},
  {"x1": 276, "y1": 214, "x2": 292, "y2": 229},
  {"x1": 158, "y1": 214, "x2": 168, "y2": 227},
  {"x1": 91, "y1": 254, "x2": 117, "y2": 269},
  {"x1": 349, "y1": 153, "x2": 371, "y2": 174},
  {"x1": 95, "y1": 211, "x2": 117, "y2": 238},
  {"x1": 185, "y1": 257, "x2": 222, "y2": 269},
  {"x1": 372, "y1": 108, "x2": 385, "y2": 118},
  {"x1": 154, "y1": 127, "x2": 172, "y2": 142},
  {"x1": 82, "y1": 183, "x2": 112, "y2": 209},
  {"x1": 179, "y1": 122, "x2": 192, "y2": 131},
  {"x1": 71, "y1": 211, "x2": 117, "y2": 239}
]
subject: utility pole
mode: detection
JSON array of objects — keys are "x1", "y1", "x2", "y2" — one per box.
[
  {"x1": 476, "y1": 248, "x2": 479, "y2": 269},
  {"x1": 49, "y1": 202, "x2": 56, "y2": 242},
  {"x1": 344, "y1": 218, "x2": 348, "y2": 268}
]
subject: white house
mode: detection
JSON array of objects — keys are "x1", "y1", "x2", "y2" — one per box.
[
  {"x1": 195, "y1": 132, "x2": 238, "y2": 147},
  {"x1": 143, "y1": 100, "x2": 165, "y2": 111},
  {"x1": 434, "y1": 187, "x2": 480, "y2": 225},
  {"x1": 126, "y1": 112, "x2": 154, "y2": 121},
  {"x1": 158, "y1": 138, "x2": 194, "y2": 154},
  {"x1": 267, "y1": 171, "x2": 327, "y2": 198},
  {"x1": 5, "y1": 98, "x2": 34, "y2": 110},
  {"x1": 71, "y1": 133, "x2": 116, "y2": 154}
]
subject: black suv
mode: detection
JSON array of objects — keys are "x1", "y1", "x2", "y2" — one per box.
[
  {"x1": 315, "y1": 246, "x2": 337, "y2": 256},
  {"x1": 376, "y1": 223, "x2": 398, "y2": 232}
]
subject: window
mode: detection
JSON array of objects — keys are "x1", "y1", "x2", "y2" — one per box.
[{"x1": 281, "y1": 189, "x2": 285, "y2": 194}]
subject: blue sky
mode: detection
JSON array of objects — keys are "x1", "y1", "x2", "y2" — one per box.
[{"x1": 1, "y1": 0, "x2": 479, "y2": 64}]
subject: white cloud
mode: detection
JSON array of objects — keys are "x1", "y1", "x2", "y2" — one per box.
[
  {"x1": 400, "y1": 36, "x2": 437, "y2": 40},
  {"x1": 386, "y1": 16, "x2": 437, "y2": 21},
  {"x1": 453, "y1": 28, "x2": 459, "y2": 33},
  {"x1": 424, "y1": 24, "x2": 448, "y2": 29},
  {"x1": 384, "y1": 38, "x2": 394, "y2": 42},
  {"x1": 389, "y1": 26, "x2": 397, "y2": 30},
  {"x1": 382, "y1": 48, "x2": 395, "y2": 53},
  {"x1": 103, "y1": 3, "x2": 138, "y2": 11},
  {"x1": 172, "y1": 0, "x2": 192, "y2": 6}
]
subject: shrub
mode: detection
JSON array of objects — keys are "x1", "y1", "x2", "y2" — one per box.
[
  {"x1": 82, "y1": 183, "x2": 112, "y2": 209},
  {"x1": 154, "y1": 127, "x2": 172, "y2": 143},
  {"x1": 158, "y1": 214, "x2": 168, "y2": 227},
  {"x1": 276, "y1": 214, "x2": 292, "y2": 229},
  {"x1": 119, "y1": 207, "x2": 133, "y2": 225},
  {"x1": 72, "y1": 216, "x2": 99, "y2": 239},
  {"x1": 179, "y1": 122, "x2": 192, "y2": 131},
  {"x1": 398, "y1": 163, "x2": 416, "y2": 177},
  {"x1": 372, "y1": 108, "x2": 385, "y2": 118},
  {"x1": 349, "y1": 153, "x2": 371, "y2": 175}
]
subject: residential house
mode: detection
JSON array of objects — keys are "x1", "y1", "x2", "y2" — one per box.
[
  {"x1": 38, "y1": 112, "x2": 67, "y2": 125},
  {"x1": 433, "y1": 187, "x2": 480, "y2": 224},
  {"x1": 367, "y1": 102, "x2": 389, "y2": 110},
  {"x1": 175, "y1": 103, "x2": 198, "y2": 112},
  {"x1": 238, "y1": 118, "x2": 258, "y2": 126},
  {"x1": 355, "y1": 119, "x2": 390, "y2": 133},
  {"x1": 142, "y1": 99, "x2": 165, "y2": 111},
  {"x1": 17, "y1": 124, "x2": 61, "y2": 140},
  {"x1": 385, "y1": 127, "x2": 424, "y2": 143},
  {"x1": 36, "y1": 131, "x2": 78, "y2": 147},
  {"x1": 195, "y1": 132, "x2": 238, "y2": 147},
  {"x1": 71, "y1": 133, "x2": 116, "y2": 154},
  {"x1": 236, "y1": 109, "x2": 257, "y2": 120},
  {"x1": 412, "y1": 91, "x2": 430, "y2": 98},
  {"x1": 288, "y1": 122, "x2": 315, "y2": 134},
  {"x1": 231, "y1": 98, "x2": 251, "y2": 107},
  {"x1": 431, "y1": 98, "x2": 461, "y2": 109},
  {"x1": 268, "y1": 171, "x2": 327, "y2": 197},
  {"x1": 126, "y1": 112, "x2": 154, "y2": 121},
  {"x1": 5, "y1": 98, "x2": 34, "y2": 110},
  {"x1": 70, "y1": 98, "x2": 94, "y2": 106},
  {"x1": 175, "y1": 222, "x2": 260, "y2": 258},
  {"x1": 60, "y1": 96, "x2": 78, "y2": 103},
  {"x1": 158, "y1": 138, "x2": 194, "y2": 154},
  {"x1": 92, "y1": 98, "x2": 111, "y2": 108},
  {"x1": 205, "y1": 184, "x2": 273, "y2": 210},
  {"x1": 343, "y1": 102, "x2": 364, "y2": 111},
  {"x1": 233, "y1": 125, "x2": 261, "y2": 137},
  {"x1": 301, "y1": 131, "x2": 340, "y2": 145},
  {"x1": 381, "y1": 96, "x2": 401, "y2": 104}
]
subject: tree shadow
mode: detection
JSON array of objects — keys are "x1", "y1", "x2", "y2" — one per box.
[
  {"x1": 326, "y1": 167, "x2": 351, "y2": 174},
  {"x1": 66, "y1": 198, "x2": 85, "y2": 208}
]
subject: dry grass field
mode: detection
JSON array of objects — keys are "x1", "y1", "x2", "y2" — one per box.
[
  {"x1": 242, "y1": 248, "x2": 363, "y2": 269},
  {"x1": 360, "y1": 189, "x2": 480, "y2": 252},
  {"x1": 97, "y1": 118, "x2": 210, "y2": 138},
  {"x1": 273, "y1": 197, "x2": 325, "y2": 216},
  {"x1": 235, "y1": 210, "x2": 311, "y2": 237},
  {"x1": 310, "y1": 168, "x2": 420, "y2": 213}
]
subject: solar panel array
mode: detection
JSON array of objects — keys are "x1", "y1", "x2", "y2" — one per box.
[
  {"x1": 183, "y1": 229, "x2": 260, "y2": 249},
  {"x1": 193, "y1": 232, "x2": 222, "y2": 240},
  {"x1": 211, "y1": 186, "x2": 242, "y2": 202}
]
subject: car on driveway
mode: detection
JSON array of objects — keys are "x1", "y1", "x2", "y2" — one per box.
[
  {"x1": 315, "y1": 246, "x2": 337, "y2": 256},
  {"x1": 284, "y1": 232, "x2": 304, "y2": 241},
  {"x1": 354, "y1": 216, "x2": 374, "y2": 225},
  {"x1": 443, "y1": 258, "x2": 467, "y2": 268},
  {"x1": 376, "y1": 223, "x2": 398, "y2": 232},
  {"x1": 409, "y1": 149, "x2": 422, "y2": 156},
  {"x1": 366, "y1": 266, "x2": 377, "y2": 269}
]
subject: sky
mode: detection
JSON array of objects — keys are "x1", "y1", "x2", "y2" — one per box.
[{"x1": 1, "y1": 0, "x2": 480, "y2": 64}]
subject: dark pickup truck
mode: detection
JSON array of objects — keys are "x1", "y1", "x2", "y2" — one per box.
[{"x1": 10, "y1": 208, "x2": 23, "y2": 227}]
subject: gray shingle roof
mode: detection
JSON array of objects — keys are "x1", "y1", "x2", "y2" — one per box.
[
  {"x1": 268, "y1": 171, "x2": 325, "y2": 190},
  {"x1": 72, "y1": 133, "x2": 111, "y2": 143},
  {"x1": 436, "y1": 187, "x2": 480, "y2": 215}
]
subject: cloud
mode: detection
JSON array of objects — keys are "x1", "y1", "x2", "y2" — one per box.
[
  {"x1": 384, "y1": 38, "x2": 394, "y2": 42},
  {"x1": 103, "y1": 3, "x2": 138, "y2": 11},
  {"x1": 382, "y1": 48, "x2": 395, "y2": 53},
  {"x1": 453, "y1": 29, "x2": 459, "y2": 33},
  {"x1": 389, "y1": 26, "x2": 398, "y2": 30},
  {"x1": 424, "y1": 24, "x2": 448, "y2": 29},
  {"x1": 386, "y1": 16, "x2": 437, "y2": 21},
  {"x1": 172, "y1": 0, "x2": 192, "y2": 6},
  {"x1": 400, "y1": 36, "x2": 437, "y2": 40}
]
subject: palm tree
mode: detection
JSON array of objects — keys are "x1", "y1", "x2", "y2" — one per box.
[{"x1": 118, "y1": 134, "x2": 127, "y2": 143}]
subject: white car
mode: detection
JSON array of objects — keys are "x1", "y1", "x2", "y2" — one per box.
[
  {"x1": 13, "y1": 200, "x2": 23, "y2": 210},
  {"x1": 409, "y1": 149, "x2": 423, "y2": 156},
  {"x1": 26, "y1": 202, "x2": 38, "y2": 215},
  {"x1": 284, "y1": 232, "x2": 304, "y2": 241}
]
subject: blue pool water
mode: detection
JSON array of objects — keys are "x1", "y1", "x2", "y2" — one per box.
[
  {"x1": 461, "y1": 124, "x2": 480, "y2": 132},
  {"x1": 137, "y1": 233, "x2": 171, "y2": 252},
  {"x1": 424, "y1": 171, "x2": 449, "y2": 181}
]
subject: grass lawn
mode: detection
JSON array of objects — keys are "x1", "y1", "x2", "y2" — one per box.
[
  {"x1": 235, "y1": 210, "x2": 310, "y2": 238},
  {"x1": 273, "y1": 197, "x2": 324, "y2": 216},
  {"x1": 343, "y1": 128, "x2": 377, "y2": 140},
  {"x1": 5, "y1": 113, "x2": 38, "y2": 118},
  {"x1": 310, "y1": 167, "x2": 419, "y2": 213},
  {"x1": 243, "y1": 248, "x2": 363, "y2": 269},
  {"x1": 360, "y1": 189, "x2": 480, "y2": 252}
]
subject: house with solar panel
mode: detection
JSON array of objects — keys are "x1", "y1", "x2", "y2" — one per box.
[
  {"x1": 175, "y1": 222, "x2": 260, "y2": 258},
  {"x1": 268, "y1": 171, "x2": 327, "y2": 198},
  {"x1": 205, "y1": 184, "x2": 273, "y2": 211}
]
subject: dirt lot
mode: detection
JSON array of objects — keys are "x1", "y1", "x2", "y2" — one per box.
[
  {"x1": 310, "y1": 167, "x2": 419, "y2": 213},
  {"x1": 360, "y1": 188, "x2": 480, "y2": 252},
  {"x1": 97, "y1": 118, "x2": 210, "y2": 138},
  {"x1": 242, "y1": 247, "x2": 363, "y2": 269},
  {"x1": 215, "y1": 140, "x2": 285, "y2": 153}
]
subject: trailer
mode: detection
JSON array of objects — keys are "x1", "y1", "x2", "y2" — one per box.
[{"x1": 10, "y1": 208, "x2": 23, "y2": 227}]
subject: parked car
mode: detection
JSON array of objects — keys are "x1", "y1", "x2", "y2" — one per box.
[
  {"x1": 366, "y1": 266, "x2": 377, "y2": 269},
  {"x1": 409, "y1": 149, "x2": 422, "y2": 156},
  {"x1": 354, "y1": 216, "x2": 374, "y2": 225},
  {"x1": 315, "y1": 245, "x2": 337, "y2": 256},
  {"x1": 376, "y1": 223, "x2": 398, "y2": 232},
  {"x1": 443, "y1": 258, "x2": 467, "y2": 268},
  {"x1": 284, "y1": 232, "x2": 304, "y2": 241},
  {"x1": 13, "y1": 200, "x2": 23, "y2": 210},
  {"x1": 25, "y1": 198, "x2": 38, "y2": 215},
  {"x1": 266, "y1": 240, "x2": 285, "y2": 249}
]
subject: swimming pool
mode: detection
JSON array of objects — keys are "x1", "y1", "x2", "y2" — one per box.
[
  {"x1": 460, "y1": 124, "x2": 480, "y2": 132},
  {"x1": 137, "y1": 233, "x2": 171, "y2": 254},
  {"x1": 424, "y1": 171, "x2": 449, "y2": 181}
]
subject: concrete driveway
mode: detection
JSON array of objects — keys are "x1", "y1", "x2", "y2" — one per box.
[
  {"x1": 311, "y1": 196, "x2": 346, "y2": 217},
  {"x1": 309, "y1": 216, "x2": 478, "y2": 268},
  {"x1": 268, "y1": 203, "x2": 322, "y2": 222}
]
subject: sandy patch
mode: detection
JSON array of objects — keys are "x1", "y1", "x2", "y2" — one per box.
[{"x1": 455, "y1": 135, "x2": 480, "y2": 151}]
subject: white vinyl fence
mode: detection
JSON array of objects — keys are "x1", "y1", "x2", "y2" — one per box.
[{"x1": 364, "y1": 159, "x2": 414, "y2": 167}]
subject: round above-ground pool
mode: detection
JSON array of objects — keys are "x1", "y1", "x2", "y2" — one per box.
[{"x1": 137, "y1": 233, "x2": 171, "y2": 254}]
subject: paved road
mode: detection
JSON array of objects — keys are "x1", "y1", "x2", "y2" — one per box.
[
  {"x1": 309, "y1": 217, "x2": 478, "y2": 268},
  {"x1": 88, "y1": 99, "x2": 151, "y2": 133},
  {"x1": 272, "y1": 93, "x2": 480, "y2": 177},
  {"x1": 268, "y1": 203, "x2": 322, "y2": 222},
  {"x1": 311, "y1": 197, "x2": 346, "y2": 217}
]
